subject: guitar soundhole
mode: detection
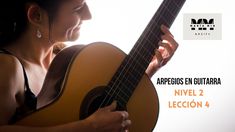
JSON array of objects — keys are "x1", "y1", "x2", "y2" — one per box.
[
  {"x1": 80, "y1": 86, "x2": 127, "y2": 120},
  {"x1": 79, "y1": 86, "x2": 110, "y2": 120}
]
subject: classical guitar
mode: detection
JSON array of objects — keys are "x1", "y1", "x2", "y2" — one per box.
[{"x1": 15, "y1": 0, "x2": 186, "y2": 131}]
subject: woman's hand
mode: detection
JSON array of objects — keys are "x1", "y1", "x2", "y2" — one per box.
[
  {"x1": 84, "y1": 102, "x2": 131, "y2": 132},
  {"x1": 146, "y1": 25, "x2": 179, "y2": 78}
]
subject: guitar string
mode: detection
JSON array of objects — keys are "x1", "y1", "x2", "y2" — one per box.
[
  {"x1": 112, "y1": 1, "x2": 177, "y2": 106},
  {"x1": 111, "y1": 0, "x2": 181, "y2": 86},
  {"x1": 114, "y1": 1, "x2": 182, "y2": 99},
  {"x1": 113, "y1": 1, "x2": 184, "y2": 107},
  {"x1": 109, "y1": 1, "x2": 182, "y2": 107},
  {"x1": 107, "y1": 43, "x2": 156, "y2": 96},
  {"x1": 97, "y1": 0, "x2": 169, "y2": 108},
  {"x1": 99, "y1": 0, "x2": 181, "y2": 108},
  {"x1": 107, "y1": 0, "x2": 180, "y2": 107},
  {"x1": 113, "y1": 0, "x2": 179, "y2": 99},
  {"x1": 99, "y1": 0, "x2": 174, "y2": 108}
]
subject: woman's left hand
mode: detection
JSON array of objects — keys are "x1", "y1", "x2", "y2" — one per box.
[{"x1": 146, "y1": 25, "x2": 179, "y2": 78}]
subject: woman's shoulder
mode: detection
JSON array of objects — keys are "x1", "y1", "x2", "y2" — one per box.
[
  {"x1": 0, "y1": 53, "x2": 24, "y2": 93},
  {"x1": 0, "y1": 53, "x2": 23, "y2": 73},
  {"x1": 0, "y1": 53, "x2": 25, "y2": 124}
]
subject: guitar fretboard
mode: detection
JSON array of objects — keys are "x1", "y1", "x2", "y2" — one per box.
[{"x1": 101, "y1": 0, "x2": 186, "y2": 109}]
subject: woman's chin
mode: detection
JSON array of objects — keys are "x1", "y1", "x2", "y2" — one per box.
[{"x1": 68, "y1": 32, "x2": 80, "y2": 42}]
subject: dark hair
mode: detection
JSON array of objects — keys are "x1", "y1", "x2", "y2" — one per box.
[{"x1": 0, "y1": 0, "x2": 64, "y2": 47}]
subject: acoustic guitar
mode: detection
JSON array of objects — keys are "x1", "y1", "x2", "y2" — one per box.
[{"x1": 15, "y1": 0, "x2": 186, "y2": 131}]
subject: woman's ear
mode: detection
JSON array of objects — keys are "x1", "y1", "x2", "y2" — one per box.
[{"x1": 26, "y1": 3, "x2": 46, "y2": 27}]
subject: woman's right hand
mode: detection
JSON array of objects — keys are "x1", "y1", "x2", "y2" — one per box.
[{"x1": 84, "y1": 101, "x2": 131, "y2": 132}]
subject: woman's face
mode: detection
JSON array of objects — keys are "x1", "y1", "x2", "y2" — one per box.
[{"x1": 49, "y1": 0, "x2": 91, "y2": 42}]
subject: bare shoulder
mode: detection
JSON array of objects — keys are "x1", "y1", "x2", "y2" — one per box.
[
  {"x1": 0, "y1": 54, "x2": 25, "y2": 124},
  {"x1": 0, "y1": 53, "x2": 24, "y2": 88}
]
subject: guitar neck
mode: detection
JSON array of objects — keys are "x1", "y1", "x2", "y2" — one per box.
[
  {"x1": 130, "y1": 0, "x2": 186, "y2": 70},
  {"x1": 103, "y1": 0, "x2": 186, "y2": 109}
]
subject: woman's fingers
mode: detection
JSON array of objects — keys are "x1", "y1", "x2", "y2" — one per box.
[
  {"x1": 161, "y1": 35, "x2": 178, "y2": 52},
  {"x1": 103, "y1": 101, "x2": 117, "y2": 112},
  {"x1": 161, "y1": 25, "x2": 174, "y2": 38},
  {"x1": 146, "y1": 24, "x2": 179, "y2": 78},
  {"x1": 122, "y1": 119, "x2": 131, "y2": 132}
]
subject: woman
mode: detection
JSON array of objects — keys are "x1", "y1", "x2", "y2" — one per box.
[{"x1": 0, "y1": 0, "x2": 178, "y2": 131}]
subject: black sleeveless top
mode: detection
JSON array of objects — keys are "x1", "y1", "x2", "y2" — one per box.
[{"x1": 0, "y1": 49, "x2": 37, "y2": 124}]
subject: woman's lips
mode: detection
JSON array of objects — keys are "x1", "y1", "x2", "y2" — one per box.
[
  {"x1": 74, "y1": 23, "x2": 82, "y2": 31},
  {"x1": 74, "y1": 26, "x2": 80, "y2": 31}
]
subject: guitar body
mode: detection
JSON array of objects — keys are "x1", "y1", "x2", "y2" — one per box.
[{"x1": 16, "y1": 42, "x2": 159, "y2": 132}]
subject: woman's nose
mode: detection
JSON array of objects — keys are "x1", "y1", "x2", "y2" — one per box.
[{"x1": 81, "y1": 3, "x2": 92, "y2": 20}]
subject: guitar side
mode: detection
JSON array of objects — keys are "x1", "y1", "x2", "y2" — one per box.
[{"x1": 15, "y1": 42, "x2": 159, "y2": 132}]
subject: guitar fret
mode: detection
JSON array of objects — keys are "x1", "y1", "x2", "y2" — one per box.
[
  {"x1": 108, "y1": 67, "x2": 140, "y2": 94},
  {"x1": 129, "y1": 49, "x2": 153, "y2": 67},
  {"x1": 171, "y1": 0, "x2": 185, "y2": 10},
  {"x1": 161, "y1": 1, "x2": 178, "y2": 19},
  {"x1": 107, "y1": 71, "x2": 141, "y2": 103}
]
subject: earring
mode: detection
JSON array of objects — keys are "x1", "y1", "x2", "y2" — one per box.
[{"x1": 36, "y1": 29, "x2": 42, "y2": 38}]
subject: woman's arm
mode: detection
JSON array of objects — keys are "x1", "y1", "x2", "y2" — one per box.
[
  {"x1": 0, "y1": 102, "x2": 130, "y2": 132},
  {"x1": 0, "y1": 54, "x2": 25, "y2": 125}
]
